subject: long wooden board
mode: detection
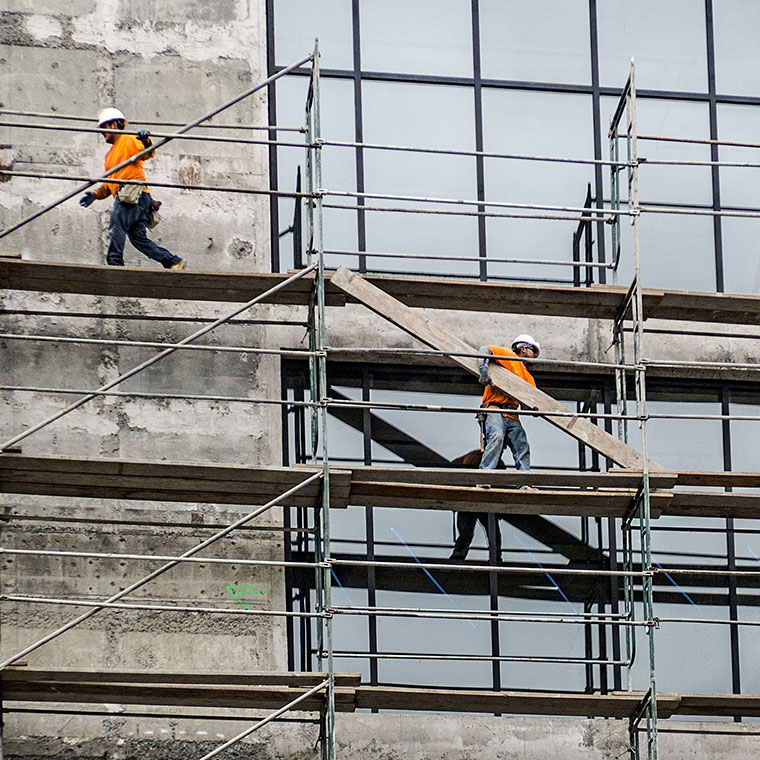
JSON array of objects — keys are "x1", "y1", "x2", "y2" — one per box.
[
  {"x1": 0, "y1": 454, "x2": 350, "y2": 508},
  {"x1": 5, "y1": 668, "x2": 760, "y2": 718},
  {"x1": 5, "y1": 455, "x2": 759, "y2": 518},
  {"x1": 331, "y1": 266, "x2": 656, "y2": 470},
  {"x1": 4, "y1": 259, "x2": 760, "y2": 324}
]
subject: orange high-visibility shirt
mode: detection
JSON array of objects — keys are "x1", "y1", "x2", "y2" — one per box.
[
  {"x1": 480, "y1": 344, "x2": 536, "y2": 421},
  {"x1": 92, "y1": 134, "x2": 153, "y2": 200}
]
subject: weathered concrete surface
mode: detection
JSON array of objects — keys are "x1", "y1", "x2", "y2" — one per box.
[
  {"x1": 0, "y1": 501, "x2": 287, "y2": 672},
  {"x1": 4, "y1": 712, "x2": 760, "y2": 759}
]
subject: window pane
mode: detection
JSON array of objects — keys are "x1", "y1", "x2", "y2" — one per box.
[
  {"x1": 717, "y1": 104, "x2": 760, "y2": 209},
  {"x1": 361, "y1": 82, "x2": 478, "y2": 276},
  {"x1": 480, "y1": 0, "x2": 591, "y2": 85},
  {"x1": 613, "y1": 211, "x2": 717, "y2": 291},
  {"x1": 360, "y1": 0, "x2": 473, "y2": 78},
  {"x1": 597, "y1": 0, "x2": 708, "y2": 92},
  {"x1": 713, "y1": 1, "x2": 760, "y2": 97},
  {"x1": 721, "y1": 218, "x2": 760, "y2": 296},
  {"x1": 274, "y1": 0, "x2": 354, "y2": 70},
  {"x1": 482, "y1": 90, "x2": 595, "y2": 282},
  {"x1": 275, "y1": 75, "x2": 358, "y2": 269},
  {"x1": 730, "y1": 403, "x2": 760, "y2": 476}
]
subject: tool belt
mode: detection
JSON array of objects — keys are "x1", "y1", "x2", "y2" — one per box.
[
  {"x1": 116, "y1": 182, "x2": 145, "y2": 204},
  {"x1": 147, "y1": 197, "x2": 162, "y2": 229},
  {"x1": 477, "y1": 402, "x2": 517, "y2": 450}
]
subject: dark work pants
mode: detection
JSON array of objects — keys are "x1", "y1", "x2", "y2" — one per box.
[
  {"x1": 107, "y1": 193, "x2": 180, "y2": 267},
  {"x1": 450, "y1": 512, "x2": 501, "y2": 560}
]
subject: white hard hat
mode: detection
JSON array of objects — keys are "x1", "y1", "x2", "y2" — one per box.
[
  {"x1": 97, "y1": 107, "x2": 126, "y2": 127},
  {"x1": 512, "y1": 333, "x2": 540, "y2": 357}
]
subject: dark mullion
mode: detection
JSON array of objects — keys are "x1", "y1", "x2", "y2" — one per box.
[
  {"x1": 705, "y1": 0, "x2": 725, "y2": 293},
  {"x1": 362, "y1": 371, "x2": 379, "y2": 694},
  {"x1": 588, "y1": 0, "x2": 606, "y2": 284},
  {"x1": 722, "y1": 386, "x2": 742, "y2": 716},
  {"x1": 596, "y1": 516, "x2": 609, "y2": 694},
  {"x1": 281, "y1": 373, "x2": 295, "y2": 672},
  {"x1": 265, "y1": 0, "x2": 281, "y2": 272},
  {"x1": 471, "y1": 0, "x2": 488, "y2": 282},
  {"x1": 277, "y1": 63, "x2": 760, "y2": 107},
  {"x1": 475, "y1": 0, "x2": 498, "y2": 680},
  {"x1": 603, "y1": 380, "x2": 623, "y2": 691},
  {"x1": 352, "y1": 0, "x2": 368, "y2": 273}
]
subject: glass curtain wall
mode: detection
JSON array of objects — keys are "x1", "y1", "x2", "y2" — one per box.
[
  {"x1": 268, "y1": 0, "x2": 760, "y2": 294},
  {"x1": 269, "y1": 0, "x2": 760, "y2": 701}
]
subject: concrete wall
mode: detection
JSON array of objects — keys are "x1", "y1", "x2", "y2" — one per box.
[{"x1": 0, "y1": 3, "x2": 294, "y2": 757}]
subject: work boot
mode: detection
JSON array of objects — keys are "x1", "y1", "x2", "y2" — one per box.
[{"x1": 170, "y1": 258, "x2": 187, "y2": 270}]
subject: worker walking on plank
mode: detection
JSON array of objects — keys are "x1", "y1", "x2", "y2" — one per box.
[
  {"x1": 79, "y1": 107, "x2": 186, "y2": 270},
  {"x1": 449, "y1": 334, "x2": 540, "y2": 561}
]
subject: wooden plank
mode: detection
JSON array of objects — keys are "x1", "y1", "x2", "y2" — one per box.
[
  {"x1": 354, "y1": 686, "x2": 668, "y2": 718},
  {"x1": 0, "y1": 259, "x2": 345, "y2": 306},
  {"x1": 0, "y1": 454, "x2": 351, "y2": 508},
  {"x1": 4, "y1": 669, "x2": 760, "y2": 719},
  {"x1": 4, "y1": 259, "x2": 760, "y2": 324},
  {"x1": 667, "y1": 491, "x2": 760, "y2": 519},
  {"x1": 1, "y1": 681, "x2": 356, "y2": 712},
  {"x1": 349, "y1": 481, "x2": 671, "y2": 518},
  {"x1": 2, "y1": 667, "x2": 361, "y2": 687},
  {"x1": 330, "y1": 266, "x2": 655, "y2": 470},
  {"x1": 346, "y1": 465, "x2": 678, "y2": 490},
  {"x1": 675, "y1": 694, "x2": 760, "y2": 717},
  {"x1": 674, "y1": 471, "x2": 760, "y2": 488}
]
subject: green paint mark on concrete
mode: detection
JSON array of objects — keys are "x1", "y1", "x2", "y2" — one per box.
[{"x1": 226, "y1": 584, "x2": 272, "y2": 610}]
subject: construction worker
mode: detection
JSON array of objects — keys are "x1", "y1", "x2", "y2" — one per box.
[
  {"x1": 477, "y1": 334, "x2": 539, "y2": 471},
  {"x1": 449, "y1": 334, "x2": 539, "y2": 561},
  {"x1": 79, "y1": 107, "x2": 186, "y2": 270}
]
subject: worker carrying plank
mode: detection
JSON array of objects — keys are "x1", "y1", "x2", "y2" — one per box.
[
  {"x1": 78, "y1": 107, "x2": 187, "y2": 271},
  {"x1": 449, "y1": 334, "x2": 540, "y2": 560}
]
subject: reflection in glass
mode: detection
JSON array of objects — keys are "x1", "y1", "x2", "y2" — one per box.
[
  {"x1": 596, "y1": 0, "x2": 708, "y2": 92},
  {"x1": 480, "y1": 0, "x2": 591, "y2": 84},
  {"x1": 360, "y1": 0, "x2": 472, "y2": 78}
]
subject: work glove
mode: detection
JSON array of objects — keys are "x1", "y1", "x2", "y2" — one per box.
[
  {"x1": 478, "y1": 367, "x2": 491, "y2": 386},
  {"x1": 137, "y1": 129, "x2": 151, "y2": 146},
  {"x1": 79, "y1": 192, "x2": 95, "y2": 208}
]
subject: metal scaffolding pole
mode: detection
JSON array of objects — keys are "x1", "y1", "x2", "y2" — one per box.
[{"x1": 610, "y1": 61, "x2": 658, "y2": 760}]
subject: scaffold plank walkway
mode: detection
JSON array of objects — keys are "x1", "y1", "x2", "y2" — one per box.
[
  {"x1": 4, "y1": 668, "x2": 760, "y2": 719},
  {"x1": 2, "y1": 455, "x2": 758, "y2": 519},
  {"x1": 0, "y1": 454, "x2": 351, "y2": 507},
  {"x1": 3, "y1": 258, "x2": 760, "y2": 324}
]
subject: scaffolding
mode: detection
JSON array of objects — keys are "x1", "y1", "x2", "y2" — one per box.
[{"x1": 2, "y1": 45, "x2": 760, "y2": 760}]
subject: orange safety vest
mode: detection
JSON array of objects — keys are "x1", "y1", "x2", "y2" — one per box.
[
  {"x1": 480, "y1": 344, "x2": 536, "y2": 421},
  {"x1": 92, "y1": 134, "x2": 153, "y2": 200}
]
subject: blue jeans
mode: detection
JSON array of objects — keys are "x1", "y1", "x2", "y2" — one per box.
[
  {"x1": 480, "y1": 412, "x2": 530, "y2": 471},
  {"x1": 107, "y1": 193, "x2": 180, "y2": 268}
]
